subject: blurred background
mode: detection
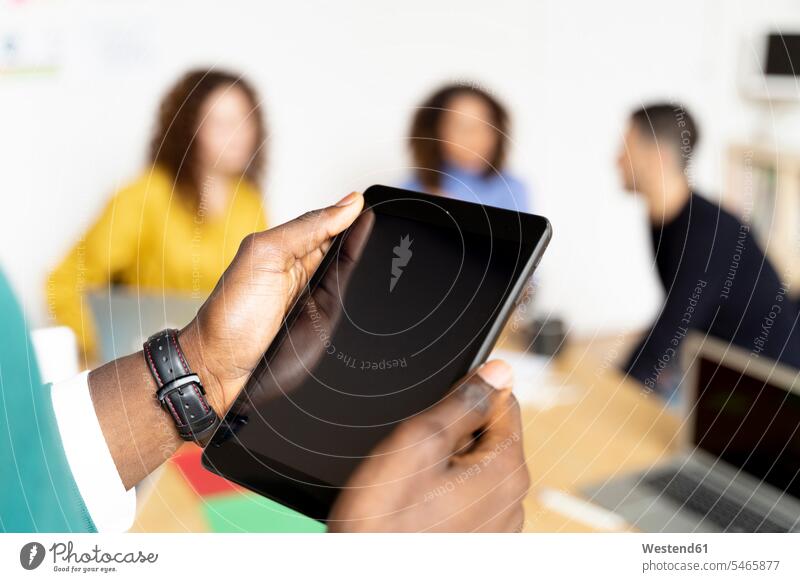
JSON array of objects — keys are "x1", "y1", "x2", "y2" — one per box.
[
  {"x1": 2, "y1": 0, "x2": 799, "y2": 341},
  {"x1": 5, "y1": 0, "x2": 800, "y2": 536}
]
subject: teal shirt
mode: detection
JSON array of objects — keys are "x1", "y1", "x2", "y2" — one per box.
[{"x1": 0, "y1": 270, "x2": 96, "y2": 532}]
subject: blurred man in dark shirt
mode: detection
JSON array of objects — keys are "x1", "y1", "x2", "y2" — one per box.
[{"x1": 616, "y1": 102, "x2": 800, "y2": 399}]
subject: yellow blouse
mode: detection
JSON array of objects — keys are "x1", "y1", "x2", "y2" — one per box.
[{"x1": 47, "y1": 167, "x2": 268, "y2": 358}]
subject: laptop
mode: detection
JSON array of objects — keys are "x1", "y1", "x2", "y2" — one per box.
[
  {"x1": 87, "y1": 289, "x2": 204, "y2": 365},
  {"x1": 582, "y1": 333, "x2": 800, "y2": 532}
]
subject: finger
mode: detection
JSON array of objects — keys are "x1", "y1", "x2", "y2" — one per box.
[
  {"x1": 453, "y1": 431, "x2": 479, "y2": 456},
  {"x1": 376, "y1": 360, "x2": 514, "y2": 464},
  {"x1": 262, "y1": 192, "x2": 364, "y2": 269},
  {"x1": 451, "y1": 368, "x2": 520, "y2": 456},
  {"x1": 457, "y1": 387, "x2": 523, "y2": 460},
  {"x1": 449, "y1": 389, "x2": 529, "y2": 522}
]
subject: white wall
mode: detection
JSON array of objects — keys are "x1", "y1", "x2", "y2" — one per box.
[{"x1": 2, "y1": 0, "x2": 800, "y2": 335}]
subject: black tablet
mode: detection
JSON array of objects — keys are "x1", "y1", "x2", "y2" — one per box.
[{"x1": 201, "y1": 184, "x2": 551, "y2": 522}]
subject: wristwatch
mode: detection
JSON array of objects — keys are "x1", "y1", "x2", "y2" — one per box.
[{"x1": 143, "y1": 328, "x2": 220, "y2": 446}]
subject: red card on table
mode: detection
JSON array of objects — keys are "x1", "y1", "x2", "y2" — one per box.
[{"x1": 171, "y1": 445, "x2": 242, "y2": 497}]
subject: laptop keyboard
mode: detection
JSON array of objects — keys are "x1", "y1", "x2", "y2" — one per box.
[{"x1": 643, "y1": 470, "x2": 794, "y2": 533}]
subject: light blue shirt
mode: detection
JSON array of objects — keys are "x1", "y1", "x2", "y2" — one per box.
[{"x1": 401, "y1": 162, "x2": 533, "y2": 213}]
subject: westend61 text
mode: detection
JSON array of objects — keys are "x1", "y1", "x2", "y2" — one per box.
[{"x1": 642, "y1": 543, "x2": 708, "y2": 554}]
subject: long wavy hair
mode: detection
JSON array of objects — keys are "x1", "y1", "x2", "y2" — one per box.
[{"x1": 149, "y1": 69, "x2": 267, "y2": 206}]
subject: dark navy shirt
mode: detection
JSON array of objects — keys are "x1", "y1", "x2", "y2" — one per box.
[{"x1": 624, "y1": 193, "x2": 800, "y2": 394}]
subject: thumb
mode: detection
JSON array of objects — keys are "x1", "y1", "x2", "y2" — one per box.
[
  {"x1": 263, "y1": 192, "x2": 364, "y2": 264},
  {"x1": 378, "y1": 360, "x2": 514, "y2": 461}
]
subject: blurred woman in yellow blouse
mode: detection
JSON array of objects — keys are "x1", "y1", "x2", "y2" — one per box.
[{"x1": 48, "y1": 69, "x2": 268, "y2": 360}]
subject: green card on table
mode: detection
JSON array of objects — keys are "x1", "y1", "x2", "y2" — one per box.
[{"x1": 202, "y1": 493, "x2": 326, "y2": 533}]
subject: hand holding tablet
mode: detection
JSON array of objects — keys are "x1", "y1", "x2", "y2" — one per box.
[
  {"x1": 327, "y1": 360, "x2": 528, "y2": 532},
  {"x1": 183, "y1": 185, "x2": 551, "y2": 530},
  {"x1": 178, "y1": 190, "x2": 367, "y2": 415}
]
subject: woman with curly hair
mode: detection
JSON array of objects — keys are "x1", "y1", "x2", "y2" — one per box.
[
  {"x1": 403, "y1": 83, "x2": 532, "y2": 213},
  {"x1": 48, "y1": 69, "x2": 268, "y2": 360}
]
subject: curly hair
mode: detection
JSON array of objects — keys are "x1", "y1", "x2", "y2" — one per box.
[
  {"x1": 408, "y1": 83, "x2": 510, "y2": 192},
  {"x1": 149, "y1": 69, "x2": 267, "y2": 205}
]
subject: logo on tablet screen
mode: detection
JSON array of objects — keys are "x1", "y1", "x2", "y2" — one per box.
[{"x1": 390, "y1": 234, "x2": 413, "y2": 292}]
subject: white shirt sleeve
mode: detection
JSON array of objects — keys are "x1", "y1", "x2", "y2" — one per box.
[{"x1": 49, "y1": 370, "x2": 138, "y2": 532}]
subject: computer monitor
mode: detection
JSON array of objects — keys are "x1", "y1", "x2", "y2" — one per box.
[{"x1": 740, "y1": 32, "x2": 800, "y2": 100}]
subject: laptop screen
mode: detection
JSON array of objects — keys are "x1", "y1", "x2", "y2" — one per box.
[{"x1": 693, "y1": 355, "x2": 800, "y2": 498}]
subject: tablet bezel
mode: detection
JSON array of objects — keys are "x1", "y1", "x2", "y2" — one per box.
[{"x1": 201, "y1": 184, "x2": 551, "y2": 523}]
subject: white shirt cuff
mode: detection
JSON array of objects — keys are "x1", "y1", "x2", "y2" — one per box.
[{"x1": 50, "y1": 370, "x2": 137, "y2": 532}]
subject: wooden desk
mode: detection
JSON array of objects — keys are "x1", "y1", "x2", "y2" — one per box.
[
  {"x1": 521, "y1": 339, "x2": 680, "y2": 532},
  {"x1": 130, "y1": 337, "x2": 680, "y2": 533}
]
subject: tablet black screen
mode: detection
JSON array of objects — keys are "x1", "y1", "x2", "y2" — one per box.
[{"x1": 204, "y1": 188, "x2": 549, "y2": 518}]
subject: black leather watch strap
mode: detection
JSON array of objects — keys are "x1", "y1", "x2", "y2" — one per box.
[{"x1": 143, "y1": 329, "x2": 219, "y2": 446}]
